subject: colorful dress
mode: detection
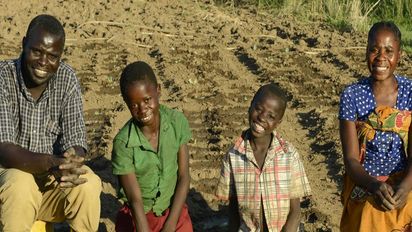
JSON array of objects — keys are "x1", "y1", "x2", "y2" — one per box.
[{"x1": 339, "y1": 75, "x2": 412, "y2": 231}]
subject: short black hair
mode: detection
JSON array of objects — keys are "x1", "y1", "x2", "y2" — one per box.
[
  {"x1": 251, "y1": 83, "x2": 287, "y2": 118},
  {"x1": 120, "y1": 61, "x2": 158, "y2": 99},
  {"x1": 26, "y1": 14, "x2": 65, "y2": 42},
  {"x1": 368, "y1": 21, "x2": 401, "y2": 47}
]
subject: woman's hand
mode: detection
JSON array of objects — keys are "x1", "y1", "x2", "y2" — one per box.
[
  {"x1": 368, "y1": 181, "x2": 396, "y2": 211},
  {"x1": 392, "y1": 186, "x2": 410, "y2": 209}
]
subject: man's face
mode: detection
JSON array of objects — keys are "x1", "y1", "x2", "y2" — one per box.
[{"x1": 22, "y1": 26, "x2": 64, "y2": 88}]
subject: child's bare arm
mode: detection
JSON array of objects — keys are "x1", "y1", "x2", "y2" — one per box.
[
  {"x1": 119, "y1": 173, "x2": 150, "y2": 232},
  {"x1": 281, "y1": 198, "x2": 301, "y2": 232},
  {"x1": 340, "y1": 120, "x2": 396, "y2": 210},
  {"x1": 162, "y1": 144, "x2": 190, "y2": 232}
]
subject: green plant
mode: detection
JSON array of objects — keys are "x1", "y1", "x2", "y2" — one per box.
[{"x1": 213, "y1": 0, "x2": 412, "y2": 50}]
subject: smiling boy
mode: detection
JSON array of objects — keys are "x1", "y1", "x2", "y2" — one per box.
[{"x1": 217, "y1": 83, "x2": 311, "y2": 232}]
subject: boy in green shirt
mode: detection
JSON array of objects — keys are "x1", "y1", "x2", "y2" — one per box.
[{"x1": 112, "y1": 61, "x2": 193, "y2": 232}]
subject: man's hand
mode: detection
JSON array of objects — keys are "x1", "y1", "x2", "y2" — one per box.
[{"x1": 51, "y1": 148, "x2": 88, "y2": 188}]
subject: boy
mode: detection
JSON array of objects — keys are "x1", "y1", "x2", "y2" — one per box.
[
  {"x1": 216, "y1": 83, "x2": 311, "y2": 232},
  {"x1": 112, "y1": 61, "x2": 193, "y2": 232}
]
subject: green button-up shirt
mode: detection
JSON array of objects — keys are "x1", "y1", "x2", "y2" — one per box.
[{"x1": 112, "y1": 105, "x2": 191, "y2": 216}]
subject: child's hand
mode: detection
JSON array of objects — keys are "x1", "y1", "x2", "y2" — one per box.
[
  {"x1": 160, "y1": 221, "x2": 176, "y2": 232},
  {"x1": 368, "y1": 181, "x2": 396, "y2": 211},
  {"x1": 392, "y1": 187, "x2": 409, "y2": 209}
]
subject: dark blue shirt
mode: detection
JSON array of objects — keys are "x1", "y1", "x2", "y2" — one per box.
[{"x1": 339, "y1": 75, "x2": 412, "y2": 176}]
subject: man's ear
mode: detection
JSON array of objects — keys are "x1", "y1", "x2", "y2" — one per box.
[
  {"x1": 121, "y1": 92, "x2": 130, "y2": 104},
  {"x1": 22, "y1": 36, "x2": 26, "y2": 49}
]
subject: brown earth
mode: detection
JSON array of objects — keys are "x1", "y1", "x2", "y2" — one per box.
[{"x1": 1, "y1": 0, "x2": 412, "y2": 231}]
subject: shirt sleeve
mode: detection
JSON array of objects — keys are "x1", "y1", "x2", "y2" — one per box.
[
  {"x1": 59, "y1": 73, "x2": 88, "y2": 152},
  {"x1": 177, "y1": 112, "x2": 192, "y2": 145},
  {"x1": 288, "y1": 144, "x2": 311, "y2": 199},
  {"x1": 339, "y1": 86, "x2": 356, "y2": 121},
  {"x1": 0, "y1": 67, "x2": 16, "y2": 144},
  {"x1": 112, "y1": 138, "x2": 135, "y2": 175},
  {"x1": 215, "y1": 150, "x2": 233, "y2": 202}
]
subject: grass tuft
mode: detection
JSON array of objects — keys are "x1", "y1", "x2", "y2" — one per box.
[{"x1": 215, "y1": 0, "x2": 412, "y2": 53}]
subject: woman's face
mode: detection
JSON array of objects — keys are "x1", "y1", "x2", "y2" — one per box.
[{"x1": 367, "y1": 28, "x2": 401, "y2": 81}]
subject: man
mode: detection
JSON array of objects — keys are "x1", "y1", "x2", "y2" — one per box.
[{"x1": 0, "y1": 14, "x2": 101, "y2": 231}]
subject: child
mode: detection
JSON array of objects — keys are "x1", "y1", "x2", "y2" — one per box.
[
  {"x1": 339, "y1": 21, "x2": 412, "y2": 231},
  {"x1": 112, "y1": 61, "x2": 193, "y2": 232},
  {"x1": 216, "y1": 83, "x2": 311, "y2": 232}
]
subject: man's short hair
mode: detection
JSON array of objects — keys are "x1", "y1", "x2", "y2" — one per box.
[{"x1": 26, "y1": 14, "x2": 65, "y2": 42}]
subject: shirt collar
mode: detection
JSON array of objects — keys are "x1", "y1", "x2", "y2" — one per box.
[
  {"x1": 243, "y1": 129, "x2": 284, "y2": 166},
  {"x1": 126, "y1": 105, "x2": 170, "y2": 151},
  {"x1": 15, "y1": 58, "x2": 30, "y2": 100}
]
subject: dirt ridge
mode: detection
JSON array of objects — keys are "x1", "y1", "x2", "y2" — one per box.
[{"x1": 1, "y1": 1, "x2": 412, "y2": 231}]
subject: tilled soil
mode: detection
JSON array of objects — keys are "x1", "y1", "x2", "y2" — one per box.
[{"x1": 1, "y1": 1, "x2": 411, "y2": 231}]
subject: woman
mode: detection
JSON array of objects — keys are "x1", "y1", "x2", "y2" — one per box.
[{"x1": 339, "y1": 21, "x2": 412, "y2": 231}]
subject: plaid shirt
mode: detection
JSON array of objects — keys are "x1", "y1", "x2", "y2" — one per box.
[
  {"x1": 0, "y1": 58, "x2": 87, "y2": 155},
  {"x1": 217, "y1": 130, "x2": 311, "y2": 231}
]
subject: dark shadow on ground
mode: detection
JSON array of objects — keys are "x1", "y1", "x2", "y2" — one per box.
[
  {"x1": 297, "y1": 109, "x2": 343, "y2": 190},
  {"x1": 187, "y1": 188, "x2": 229, "y2": 232},
  {"x1": 53, "y1": 222, "x2": 108, "y2": 232},
  {"x1": 87, "y1": 156, "x2": 121, "y2": 230}
]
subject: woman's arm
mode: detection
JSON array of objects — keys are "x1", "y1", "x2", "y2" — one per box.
[
  {"x1": 161, "y1": 144, "x2": 191, "y2": 232},
  {"x1": 119, "y1": 173, "x2": 150, "y2": 232},
  {"x1": 340, "y1": 120, "x2": 396, "y2": 210},
  {"x1": 393, "y1": 121, "x2": 412, "y2": 209},
  {"x1": 281, "y1": 198, "x2": 301, "y2": 232}
]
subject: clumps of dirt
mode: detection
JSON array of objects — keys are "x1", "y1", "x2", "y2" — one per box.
[{"x1": 1, "y1": 1, "x2": 412, "y2": 231}]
